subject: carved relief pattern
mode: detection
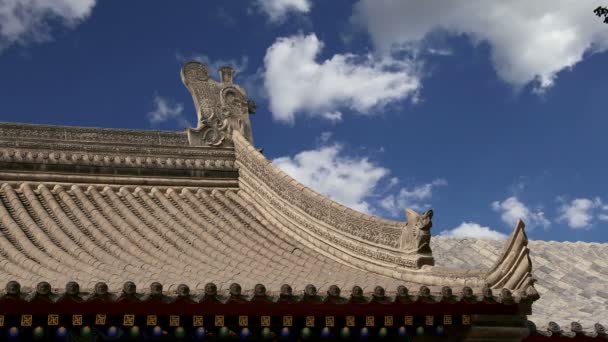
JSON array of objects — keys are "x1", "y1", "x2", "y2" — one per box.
[
  {"x1": 234, "y1": 135, "x2": 403, "y2": 248},
  {"x1": 0, "y1": 142, "x2": 237, "y2": 171},
  {"x1": 198, "y1": 112, "x2": 228, "y2": 146},
  {"x1": 233, "y1": 134, "x2": 429, "y2": 269},
  {"x1": 239, "y1": 171, "x2": 418, "y2": 268},
  {"x1": 181, "y1": 61, "x2": 254, "y2": 147},
  {"x1": 0, "y1": 123, "x2": 188, "y2": 147}
]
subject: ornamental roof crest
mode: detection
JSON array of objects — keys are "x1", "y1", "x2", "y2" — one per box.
[{"x1": 181, "y1": 61, "x2": 256, "y2": 147}]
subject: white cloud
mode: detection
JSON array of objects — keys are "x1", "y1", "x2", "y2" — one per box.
[
  {"x1": 316, "y1": 131, "x2": 332, "y2": 144},
  {"x1": 254, "y1": 0, "x2": 311, "y2": 23},
  {"x1": 147, "y1": 95, "x2": 189, "y2": 128},
  {"x1": 427, "y1": 48, "x2": 452, "y2": 56},
  {"x1": 273, "y1": 143, "x2": 388, "y2": 213},
  {"x1": 321, "y1": 111, "x2": 343, "y2": 123},
  {"x1": 380, "y1": 179, "x2": 447, "y2": 214},
  {"x1": 0, "y1": 0, "x2": 96, "y2": 52},
  {"x1": 353, "y1": 0, "x2": 608, "y2": 91},
  {"x1": 263, "y1": 33, "x2": 421, "y2": 124},
  {"x1": 440, "y1": 222, "x2": 508, "y2": 240},
  {"x1": 557, "y1": 197, "x2": 602, "y2": 229},
  {"x1": 492, "y1": 196, "x2": 550, "y2": 229}
]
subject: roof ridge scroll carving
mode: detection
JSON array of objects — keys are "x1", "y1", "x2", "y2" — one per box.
[
  {"x1": 181, "y1": 61, "x2": 256, "y2": 148},
  {"x1": 233, "y1": 130, "x2": 541, "y2": 298},
  {"x1": 232, "y1": 130, "x2": 437, "y2": 270},
  {"x1": 484, "y1": 219, "x2": 538, "y2": 296}
]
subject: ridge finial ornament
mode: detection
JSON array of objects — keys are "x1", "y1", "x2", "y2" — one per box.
[
  {"x1": 399, "y1": 208, "x2": 434, "y2": 265},
  {"x1": 181, "y1": 61, "x2": 255, "y2": 147}
]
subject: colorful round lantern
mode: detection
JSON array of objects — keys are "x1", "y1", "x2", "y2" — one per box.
[
  {"x1": 81, "y1": 326, "x2": 92, "y2": 338},
  {"x1": 340, "y1": 327, "x2": 351, "y2": 339},
  {"x1": 321, "y1": 327, "x2": 331, "y2": 338},
  {"x1": 32, "y1": 326, "x2": 44, "y2": 339},
  {"x1": 360, "y1": 327, "x2": 370, "y2": 339},
  {"x1": 7, "y1": 327, "x2": 19, "y2": 339},
  {"x1": 152, "y1": 326, "x2": 163, "y2": 337},
  {"x1": 300, "y1": 327, "x2": 312, "y2": 340},
  {"x1": 436, "y1": 325, "x2": 445, "y2": 336},
  {"x1": 378, "y1": 327, "x2": 388, "y2": 338},
  {"x1": 416, "y1": 326, "x2": 424, "y2": 336},
  {"x1": 240, "y1": 327, "x2": 251, "y2": 339},
  {"x1": 280, "y1": 327, "x2": 291, "y2": 338},
  {"x1": 175, "y1": 327, "x2": 186, "y2": 339},
  {"x1": 261, "y1": 327, "x2": 272, "y2": 339},
  {"x1": 398, "y1": 326, "x2": 407, "y2": 337},
  {"x1": 218, "y1": 326, "x2": 230, "y2": 339},
  {"x1": 106, "y1": 326, "x2": 118, "y2": 338},
  {"x1": 56, "y1": 326, "x2": 68, "y2": 339},
  {"x1": 195, "y1": 327, "x2": 207, "y2": 339},
  {"x1": 129, "y1": 326, "x2": 140, "y2": 338}
]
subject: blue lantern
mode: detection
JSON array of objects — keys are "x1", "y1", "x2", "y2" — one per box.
[
  {"x1": 240, "y1": 327, "x2": 251, "y2": 339},
  {"x1": 436, "y1": 325, "x2": 445, "y2": 336},
  {"x1": 107, "y1": 326, "x2": 119, "y2": 338},
  {"x1": 360, "y1": 327, "x2": 370, "y2": 339},
  {"x1": 56, "y1": 326, "x2": 68, "y2": 339},
  {"x1": 195, "y1": 327, "x2": 207, "y2": 339},
  {"x1": 7, "y1": 327, "x2": 19, "y2": 339},
  {"x1": 152, "y1": 326, "x2": 163, "y2": 338}
]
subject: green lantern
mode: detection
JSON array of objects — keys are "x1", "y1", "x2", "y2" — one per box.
[
  {"x1": 301, "y1": 327, "x2": 312, "y2": 340},
  {"x1": 416, "y1": 326, "x2": 424, "y2": 336},
  {"x1": 175, "y1": 327, "x2": 186, "y2": 339},
  {"x1": 261, "y1": 327, "x2": 272, "y2": 339},
  {"x1": 378, "y1": 327, "x2": 388, "y2": 338},
  {"x1": 219, "y1": 326, "x2": 230, "y2": 339},
  {"x1": 32, "y1": 326, "x2": 44, "y2": 339},
  {"x1": 340, "y1": 327, "x2": 351, "y2": 339},
  {"x1": 129, "y1": 326, "x2": 140, "y2": 338},
  {"x1": 81, "y1": 326, "x2": 92, "y2": 337}
]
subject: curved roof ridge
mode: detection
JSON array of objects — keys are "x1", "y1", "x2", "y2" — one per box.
[{"x1": 232, "y1": 131, "x2": 405, "y2": 230}]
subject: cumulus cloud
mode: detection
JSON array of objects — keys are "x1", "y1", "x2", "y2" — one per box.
[
  {"x1": 492, "y1": 196, "x2": 550, "y2": 229},
  {"x1": 147, "y1": 95, "x2": 190, "y2": 128},
  {"x1": 557, "y1": 197, "x2": 603, "y2": 229},
  {"x1": 0, "y1": 0, "x2": 96, "y2": 52},
  {"x1": 380, "y1": 179, "x2": 447, "y2": 214},
  {"x1": 599, "y1": 205, "x2": 608, "y2": 222},
  {"x1": 440, "y1": 222, "x2": 508, "y2": 240},
  {"x1": 353, "y1": 0, "x2": 608, "y2": 91},
  {"x1": 263, "y1": 33, "x2": 421, "y2": 124},
  {"x1": 254, "y1": 0, "x2": 311, "y2": 23},
  {"x1": 273, "y1": 143, "x2": 388, "y2": 213}
]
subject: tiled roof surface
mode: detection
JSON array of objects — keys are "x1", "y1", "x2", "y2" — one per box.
[
  {"x1": 432, "y1": 237, "x2": 608, "y2": 333},
  {"x1": 0, "y1": 183, "x2": 408, "y2": 293}
]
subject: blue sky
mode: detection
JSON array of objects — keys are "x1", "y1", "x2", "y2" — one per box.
[{"x1": 1, "y1": 0, "x2": 607, "y2": 242}]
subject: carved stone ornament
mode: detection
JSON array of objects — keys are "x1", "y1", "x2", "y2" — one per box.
[
  {"x1": 399, "y1": 208, "x2": 433, "y2": 256},
  {"x1": 181, "y1": 61, "x2": 255, "y2": 147}
]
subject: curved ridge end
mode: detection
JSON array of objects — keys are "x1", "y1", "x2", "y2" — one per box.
[{"x1": 484, "y1": 218, "x2": 538, "y2": 298}]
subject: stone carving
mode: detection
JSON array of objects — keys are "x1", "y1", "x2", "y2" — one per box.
[
  {"x1": 0, "y1": 122, "x2": 188, "y2": 146},
  {"x1": 0, "y1": 147, "x2": 236, "y2": 171},
  {"x1": 399, "y1": 208, "x2": 433, "y2": 254},
  {"x1": 233, "y1": 131, "x2": 436, "y2": 269},
  {"x1": 181, "y1": 61, "x2": 255, "y2": 147}
]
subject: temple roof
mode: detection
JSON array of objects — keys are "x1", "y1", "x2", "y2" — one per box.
[
  {"x1": 433, "y1": 237, "x2": 608, "y2": 335},
  {"x1": 0, "y1": 119, "x2": 536, "y2": 297},
  {"x1": 5, "y1": 61, "x2": 603, "y2": 336}
]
